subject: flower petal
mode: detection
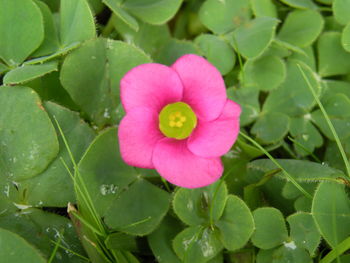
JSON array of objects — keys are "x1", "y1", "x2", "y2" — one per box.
[
  {"x1": 188, "y1": 100, "x2": 241, "y2": 158},
  {"x1": 172, "y1": 54, "x2": 227, "y2": 121},
  {"x1": 152, "y1": 138, "x2": 223, "y2": 188},
  {"x1": 118, "y1": 107, "x2": 163, "y2": 168},
  {"x1": 121, "y1": 63, "x2": 183, "y2": 113}
]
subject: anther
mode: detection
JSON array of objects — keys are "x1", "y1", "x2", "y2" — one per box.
[
  {"x1": 169, "y1": 121, "x2": 176, "y2": 127},
  {"x1": 175, "y1": 121, "x2": 183, "y2": 127},
  {"x1": 180, "y1": 116, "x2": 186, "y2": 122}
]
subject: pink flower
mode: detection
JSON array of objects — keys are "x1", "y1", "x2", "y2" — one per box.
[{"x1": 118, "y1": 54, "x2": 241, "y2": 188}]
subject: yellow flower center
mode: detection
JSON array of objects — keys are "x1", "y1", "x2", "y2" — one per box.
[{"x1": 159, "y1": 102, "x2": 197, "y2": 139}]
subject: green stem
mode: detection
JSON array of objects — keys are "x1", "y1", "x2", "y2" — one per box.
[
  {"x1": 102, "y1": 15, "x2": 115, "y2": 37},
  {"x1": 320, "y1": 236, "x2": 350, "y2": 263},
  {"x1": 297, "y1": 65, "x2": 350, "y2": 178},
  {"x1": 239, "y1": 132, "x2": 313, "y2": 199}
]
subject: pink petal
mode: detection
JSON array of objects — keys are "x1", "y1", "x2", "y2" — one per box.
[
  {"x1": 187, "y1": 100, "x2": 241, "y2": 158},
  {"x1": 172, "y1": 54, "x2": 227, "y2": 121},
  {"x1": 121, "y1": 63, "x2": 183, "y2": 113},
  {"x1": 152, "y1": 138, "x2": 223, "y2": 188},
  {"x1": 118, "y1": 107, "x2": 164, "y2": 169}
]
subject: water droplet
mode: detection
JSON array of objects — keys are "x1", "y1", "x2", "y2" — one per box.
[
  {"x1": 302, "y1": 134, "x2": 309, "y2": 141},
  {"x1": 182, "y1": 236, "x2": 195, "y2": 251},
  {"x1": 3, "y1": 185, "x2": 10, "y2": 197},
  {"x1": 187, "y1": 200, "x2": 193, "y2": 211},
  {"x1": 100, "y1": 184, "x2": 118, "y2": 196},
  {"x1": 199, "y1": 229, "x2": 215, "y2": 257},
  {"x1": 283, "y1": 241, "x2": 297, "y2": 250},
  {"x1": 13, "y1": 203, "x2": 32, "y2": 210}
]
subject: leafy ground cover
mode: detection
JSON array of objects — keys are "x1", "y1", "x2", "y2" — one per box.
[{"x1": 1, "y1": 0, "x2": 350, "y2": 262}]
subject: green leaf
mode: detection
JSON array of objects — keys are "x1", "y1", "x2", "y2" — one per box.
[
  {"x1": 122, "y1": 0, "x2": 183, "y2": 25},
  {"x1": 289, "y1": 117, "x2": 323, "y2": 156},
  {"x1": 216, "y1": 195, "x2": 254, "y2": 251},
  {"x1": 251, "y1": 207, "x2": 288, "y2": 249},
  {"x1": 148, "y1": 215, "x2": 182, "y2": 263},
  {"x1": 316, "y1": 0, "x2": 333, "y2": 4},
  {"x1": 244, "y1": 55, "x2": 286, "y2": 91},
  {"x1": 317, "y1": 32, "x2": 350, "y2": 77},
  {"x1": 278, "y1": 0, "x2": 317, "y2": 9},
  {"x1": 312, "y1": 182, "x2": 350, "y2": 248},
  {"x1": 323, "y1": 80, "x2": 350, "y2": 101},
  {"x1": 248, "y1": 159, "x2": 346, "y2": 183},
  {"x1": 60, "y1": 38, "x2": 151, "y2": 127},
  {"x1": 112, "y1": 16, "x2": 171, "y2": 57},
  {"x1": 3, "y1": 61, "x2": 58, "y2": 85},
  {"x1": 104, "y1": 178, "x2": 170, "y2": 235},
  {"x1": 103, "y1": 0, "x2": 139, "y2": 31},
  {"x1": 26, "y1": 71, "x2": 78, "y2": 110},
  {"x1": 294, "y1": 196, "x2": 312, "y2": 212},
  {"x1": 227, "y1": 87, "x2": 260, "y2": 126},
  {"x1": 278, "y1": 10, "x2": 324, "y2": 47},
  {"x1": 333, "y1": 0, "x2": 350, "y2": 25},
  {"x1": 287, "y1": 212, "x2": 321, "y2": 256},
  {"x1": 155, "y1": 39, "x2": 199, "y2": 65},
  {"x1": 105, "y1": 232, "x2": 138, "y2": 251},
  {"x1": 32, "y1": 0, "x2": 59, "y2": 57},
  {"x1": 199, "y1": 0, "x2": 251, "y2": 34},
  {"x1": 173, "y1": 181, "x2": 228, "y2": 226},
  {"x1": 290, "y1": 46, "x2": 316, "y2": 70},
  {"x1": 195, "y1": 34, "x2": 236, "y2": 75},
  {"x1": 311, "y1": 94, "x2": 350, "y2": 140},
  {"x1": 233, "y1": 17, "x2": 279, "y2": 59},
  {"x1": 257, "y1": 246, "x2": 312, "y2": 263},
  {"x1": 0, "y1": 228, "x2": 46, "y2": 263},
  {"x1": 263, "y1": 60, "x2": 319, "y2": 116},
  {"x1": 60, "y1": 0, "x2": 96, "y2": 47},
  {"x1": 251, "y1": 0, "x2": 277, "y2": 18},
  {"x1": 251, "y1": 112, "x2": 290, "y2": 144},
  {"x1": 0, "y1": 86, "x2": 59, "y2": 180},
  {"x1": 0, "y1": 208, "x2": 86, "y2": 262},
  {"x1": 341, "y1": 22, "x2": 350, "y2": 52},
  {"x1": 78, "y1": 127, "x2": 137, "y2": 217},
  {"x1": 173, "y1": 226, "x2": 223, "y2": 263},
  {"x1": 19, "y1": 102, "x2": 95, "y2": 207},
  {"x1": 0, "y1": 62, "x2": 8, "y2": 75},
  {"x1": 0, "y1": 0, "x2": 44, "y2": 65}
]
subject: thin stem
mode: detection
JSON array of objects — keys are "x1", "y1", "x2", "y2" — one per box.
[
  {"x1": 319, "y1": 236, "x2": 350, "y2": 263},
  {"x1": 297, "y1": 65, "x2": 350, "y2": 178},
  {"x1": 101, "y1": 15, "x2": 115, "y2": 37},
  {"x1": 48, "y1": 230, "x2": 63, "y2": 263},
  {"x1": 287, "y1": 136, "x2": 321, "y2": 163},
  {"x1": 50, "y1": 240, "x2": 91, "y2": 262},
  {"x1": 239, "y1": 132, "x2": 312, "y2": 199}
]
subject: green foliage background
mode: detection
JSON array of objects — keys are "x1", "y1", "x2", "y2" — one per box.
[{"x1": 1, "y1": 0, "x2": 350, "y2": 262}]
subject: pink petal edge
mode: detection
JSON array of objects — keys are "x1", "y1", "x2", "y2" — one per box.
[
  {"x1": 187, "y1": 99, "x2": 241, "y2": 158},
  {"x1": 152, "y1": 138, "x2": 223, "y2": 188},
  {"x1": 121, "y1": 63, "x2": 183, "y2": 113},
  {"x1": 172, "y1": 54, "x2": 227, "y2": 121},
  {"x1": 118, "y1": 107, "x2": 164, "y2": 169}
]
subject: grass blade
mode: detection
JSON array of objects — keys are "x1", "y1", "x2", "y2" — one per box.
[
  {"x1": 239, "y1": 132, "x2": 312, "y2": 199},
  {"x1": 297, "y1": 65, "x2": 350, "y2": 177}
]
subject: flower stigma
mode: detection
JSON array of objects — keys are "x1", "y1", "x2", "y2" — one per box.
[{"x1": 159, "y1": 102, "x2": 197, "y2": 139}]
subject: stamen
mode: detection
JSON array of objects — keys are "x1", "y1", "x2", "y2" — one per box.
[
  {"x1": 169, "y1": 121, "x2": 176, "y2": 127},
  {"x1": 169, "y1": 114, "x2": 176, "y2": 121},
  {"x1": 175, "y1": 121, "x2": 183, "y2": 127},
  {"x1": 180, "y1": 116, "x2": 186, "y2": 122},
  {"x1": 175, "y1": 112, "x2": 181, "y2": 117}
]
